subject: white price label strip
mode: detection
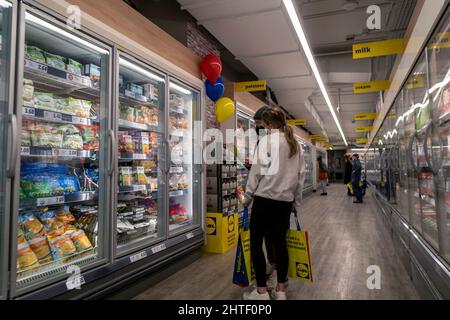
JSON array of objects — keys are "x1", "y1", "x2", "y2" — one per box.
[
  {"x1": 54, "y1": 149, "x2": 78, "y2": 157},
  {"x1": 130, "y1": 250, "x2": 148, "y2": 263},
  {"x1": 134, "y1": 185, "x2": 147, "y2": 191},
  {"x1": 23, "y1": 107, "x2": 35, "y2": 116},
  {"x1": 37, "y1": 196, "x2": 65, "y2": 207},
  {"x1": 151, "y1": 243, "x2": 166, "y2": 254},
  {"x1": 72, "y1": 116, "x2": 88, "y2": 125},
  {"x1": 26, "y1": 59, "x2": 48, "y2": 73},
  {"x1": 44, "y1": 110, "x2": 62, "y2": 121},
  {"x1": 21, "y1": 147, "x2": 30, "y2": 156},
  {"x1": 133, "y1": 154, "x2": 147, "y2": 160}
]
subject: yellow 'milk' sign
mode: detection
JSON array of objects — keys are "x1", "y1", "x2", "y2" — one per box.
[
  {"x1": 235, "y1": 80, "x2": 267, "y2": 92},
  {"x1": 353, "y1": 38, "x2": 405, "y2": 59},
  {"x1": 353, "y1": 80, "x2": 390, "y2": 94},
  {"x1": 287, "y1": 119, "x2": 306, "y2": 126},
  {"x1": 355, "y1": 126, "x2": 373, "y2": 133},
  {"x1": 356, "y1": 138, "x2": 368, "y2": 144},
  {"x1": 354, "y1": 113, "x2": 377, "y2": 121}
]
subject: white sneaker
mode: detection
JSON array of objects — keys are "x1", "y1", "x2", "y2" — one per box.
[
  {"x1": 243, "y1": 289, "x2": 270, "y2": 300},
  {"x1": 271, "y1": 290, "x2": 287, "y2": 300}
]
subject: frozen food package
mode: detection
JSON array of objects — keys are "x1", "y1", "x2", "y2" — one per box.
[
  {"x1": 28, "y1": 236, "x2": 53, "y2": 264},
  {"x1": 65, "y1": 98, "x2": 92, "y2": 118},
  {"x1": 70, "y1": 230, "x2": 93, "y2": 252},
  {"x1": 17, "y1": 242, "x2": 40, "y2": 271},
  {"x1": 17, "y1": 227, "x2": 27, "y2": 244},
  {"x1": 38, "y1": 209, "x2": 56, "y2": 230},
  {"x1": 25, "y1": 45, "x2": 46, "y2": 64},
  {"x1": 45, "y1": 52, "x2": 67, "y2": 70},
  {"x1": 119, "y1": 167, "x2": 133, "y2": 186},
  {"x1": 135, "y1": 107, "x2": 145, "y2": 124},
  {"x1": 120, "y1": 106, "x2": 135, "y2": 122},
  {"x1": 59, "y1": 124, "x2": 80, "y2": 135},
  {"x1": 80, "y1": 125, "x2": 99, "y2": 150},
  {"x1": 119, "y1": 134, "x2": 134, "y2": 153},
  {"x1": 143, "y1": 83, "x2": 159, "y2": 101},
  {"x1": 19, "y1": 212, "x2": 45, "y2": 240},
  {"x1": 66, "y1": 58, "x2": 83, "y2": 75},
  {"x1": 23, "y1": 79, "x2": 35, "y2": 105},
  {"x1": 48, "y1": 234, "x2": 76, "y2": 260},
  {"x1": 62, "y1": 134, "x2": 84, "y2": 150},
  {"x1": 83, "y1": 63, "x2": 101, "y2": 88},
  {"x1": 59, "y1": 175, "x2": 79, "y2": 194},
  {"x1": 21, "y1": 130, "x2": 31, "y2": 147},
  {"x1": 31, "y1": 131, "x2": 63, "y2": 148},
  {"x1": 47, "y1": 219, "x2": 65, "y2": 238},
  {"x1": 33, "y1": 92, "x2": 55, "y2": 111},
  {"x1": 135, "y1": 167, "x2": 147, "y2": 185},
  {"x1": 56, "y1": 207, "x2": 76, "y2": 226}
]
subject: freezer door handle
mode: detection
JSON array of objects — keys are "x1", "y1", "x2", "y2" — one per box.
[
  {"x1": 423, "y1": 121, "x2": 443, "y2": 176},
  {"x1": 7, "y1": 113, "x2": 18, "y2": 178},
  {"x1": 165, "y1": 138, "x2": 170, "y2": 174},
  {"x1": 407, "y1": 131, "x2": 420, "y2": 174},
  {"x1": 108, "y1": 129, "x2": 116, "y2": 176}
]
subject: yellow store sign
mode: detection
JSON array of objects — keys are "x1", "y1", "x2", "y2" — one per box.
[
  {"x1": 428, "y1": 32, "x2": 450, "y2": 49},
  {"x1": 354, "y1": 113, "x2": 377, "y2": 121},
  {"x1": 235, "y1": 80, "x2": 267, "y2": 92},
  {"x1": 287, "y1": 119, "x2": 306, "y2": 126},
  {"x1": 355, "y1": 126, "x2": 373, "y2": 133},
  {"x1": 356, "y1": 138, "x2": 368, "y2": 144},
  {"x1": 354, "y1": 80, "x2": 390, "y2": 94},
  {"x1": 405, "y1": 74, "x2": 425, "y2": 89},
  {"x1": 353, "y1": 38, "x2": 405, "y2": 59}
]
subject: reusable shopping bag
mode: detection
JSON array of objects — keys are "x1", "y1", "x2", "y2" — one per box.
[
  {"x1": 232, "y1": 207, "x2": 252, "y2": 287},
  {"x1": 287, "y1": 208, "x2": 313, "y2": 283}
]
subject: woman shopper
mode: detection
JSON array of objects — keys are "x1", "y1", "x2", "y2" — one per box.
[
  {"x1": 344, "y1": 154, "x2": 353, "y2": 196},
  {"x1": 317, "y1": 156, "x2": 328, "y2": 195},
  {"x1": 242, "y1": 107, "x2": 306, "y2": 300}
]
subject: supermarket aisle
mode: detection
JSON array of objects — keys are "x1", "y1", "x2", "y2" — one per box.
[{"x1": 134, "y1": 185, "x2": 419, "y2": 300}]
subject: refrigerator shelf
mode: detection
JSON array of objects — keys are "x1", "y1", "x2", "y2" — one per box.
[
  {"x1": 169, "y1": 189, "x2": 188, "y2": 197},
  {"x1": 119, "y1": 92, "x2": 159, "y2": 108},
  {"x1": 22, "y1": 106, "x2": 97, "y2": 126},
  {"x1": 21, "y1": 146, "x2": 96, "y2": 159},
  {"x1": 170, "y1": 130, "x2": 186, "y2": 137},
  {"x1": 170, "y1": 106, "x2": 188, "y2": 115},
  {"x1": 169, "y1": 166, "x2": 184, "y2": 174},
  {"x1": 24, "y1": 59, "x2": 99, "y2": 99},
  {"x1": 20, "y1": 191, "x2": 97, "y2": 208},
  {"x1": 119, "y1": 153, "x2": 156, "y2": 161},
  {"x1": 118, "y1": 185, "x2": 156, "y2": 193},
  {"x1": 118, "y1": 119, "x2": 161, "y2": 133}
]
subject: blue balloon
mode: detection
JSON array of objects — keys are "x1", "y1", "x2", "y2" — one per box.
[{"x1": 205, "y1": 77, "x2": 224, "y2": 102}]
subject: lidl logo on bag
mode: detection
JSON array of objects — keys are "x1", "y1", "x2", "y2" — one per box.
[
  {"x1": 228, "y1": 215, "x2": 235, "y2": 233},
  {"x1": 296, "y1": 262, "x2": 311, "y2": 279},
  {"x1": 206, "y1": 217, "x2": 217, "y2": 235}
]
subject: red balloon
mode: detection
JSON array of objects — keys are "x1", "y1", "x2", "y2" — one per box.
[{"x1": 200, "y1": 54, "x2": 222, "y2": 84}]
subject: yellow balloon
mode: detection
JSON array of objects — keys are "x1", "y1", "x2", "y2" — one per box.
[{"x1": 215, "y1": 97, "x2": 235, "y2": 123}]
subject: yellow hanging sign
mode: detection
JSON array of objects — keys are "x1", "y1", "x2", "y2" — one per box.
[
  {"x1": 356, "y1": 138, "x2": 368, "y2": 144},
  {"x1": 324, "y1": 144, "x2": 334, "y2": 148},
  {"x1": 235, "y1": 80, "x2": 267, "y2": 92},
  {"x1": 353, "y1": 80, "x2": 390, "y2": 94},
  {"x1": 354, "y1": 113, "x2": 377, "y2": 121},
  {"x1": 428, "y1": 32, "x2": 450, "y2": 49},
  {"x1": 353, "y1": 38, "x2": 405, "y2": 59},
  {"x1": 405, "y1": 74, "x2": 425, "y2": 89},
  {"x1": 355, "y1": 126, "x2": 373, "y2": 133},
  {"x1": 287, "y1": 119, "x2": 306, "y2": 126}
]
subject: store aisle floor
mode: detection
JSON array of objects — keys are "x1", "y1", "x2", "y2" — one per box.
[{"x1": 134, "y1": 185, "x2": 419, "y2": 300}]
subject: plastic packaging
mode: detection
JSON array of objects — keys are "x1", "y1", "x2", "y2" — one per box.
[
  {"x1": 80, "y1": 125, "x2": 99, "y2": 150},
  {"x1": 119, "y1": 167, "x2": 133, "y2": 186},
  {"x1": 67, "y1": 58, "x2": 83, "y2": 75},
  {"x1": 25, "y1": 45, "x2": 46, "y2": 64},
  {"x1": 23, "y1": 79, "x2": 35, "y2": 106},
  {"x1": 70, "y1": 230, "x2": 93, "y2": 252},
  {"x1": 33, "y1": 92, "x2": 55, "y2": 111},
  {"x1": 120, "y1": 106, "x2": 135, "y2": 122},
  {"x1": 17, "y1": 242, "x2": 40, "y2": 271},
  {"x1": 62, "y1": 134, "x2": 84, "y2": 150},
  {"x1": 28, "y1": 236, "x2": 52, "y2": 263},
  {"x1": 45, "y1": 52, "x2": 66, "y2": 71}
]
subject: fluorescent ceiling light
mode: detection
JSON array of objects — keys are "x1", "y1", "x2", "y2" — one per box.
[
  {"x1": 119, "y1": 58, "x2": 165, "y2": 82},
  {"x1": 283, "y1": 0, "x2": 348, "y2": 146},
  {"x1": 170, "y1": 82, "x2": 192, "y2": 95},
  {"x1": 25, "y1": 12, "x2": 109, "y2": 55},
  {"x1": 0, "y1": 0, "x2": 12, "y2": 8}
]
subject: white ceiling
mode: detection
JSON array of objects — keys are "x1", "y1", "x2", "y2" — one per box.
[{"x1": 177, "y1": 0, "x2": 414, "y2": 146}]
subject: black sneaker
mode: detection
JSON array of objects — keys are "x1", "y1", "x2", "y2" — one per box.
[
  {"x1": 320, "y1": 193, "x2": 327, "y2": 196},
  {"x1": 353, "y1": 200, "x2": 363, "y2": 203}
]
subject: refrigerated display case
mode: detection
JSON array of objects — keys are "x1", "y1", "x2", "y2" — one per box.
[
  {"x1": 11, "y1": 6, "x2": 112, "y2": 296},
  {"x1": 0, "y1": 0, "x2": 16, "y2": 300},
  {"x1": 300, "y1": 141, "x2": 313, "y2": 191},
  {"x1": 168, "y1": 79, "x2": 202, "y2": 236},
  {"x1": 368, "y1": 6, "x2": 450, "y2": 298},
  {"x1": 115, "y1": 54, "x2": 166, "y2": 256}
]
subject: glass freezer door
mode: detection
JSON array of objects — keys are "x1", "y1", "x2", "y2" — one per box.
[
  {"x1": 13, "y1": 10, "x2": 111, "y2": 294},
  {"x1": 115, "y1": 55, "x2": 166, "y2": 254},
  {"x1": 0, "y1": 0, "x2": 14, "y2": 300},
  {"x1": 168, "y1": 80, "x2": 201, "y2": 235}
]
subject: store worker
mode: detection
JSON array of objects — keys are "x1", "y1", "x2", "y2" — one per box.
[
  {"x1": 344, "y1": 154, "x2": 353, "y2": 196},
  {"x1": 243, "y1": 107, "x2": 306, "y2": 300},
  {"x1": 352, "y1": 153, "x2": 363, "y2": 203},
  {"x1": 317, "y1": 156, "x2": 328, "y2": 196}
]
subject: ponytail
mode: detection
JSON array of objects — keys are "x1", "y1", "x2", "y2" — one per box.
[
  {"x1": 261, "y1": 107, "x2": 299, "y2": 158},
  {"x1": 282, "y1": 124, "x2": 299, "y2": 158}
]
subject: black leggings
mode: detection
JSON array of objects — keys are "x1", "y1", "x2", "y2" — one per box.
[{"x1": 250, "y1": 196, "x2": 293, "y2": 287}]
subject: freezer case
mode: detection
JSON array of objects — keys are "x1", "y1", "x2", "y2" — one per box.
[
  {"x1": 10, "y1": 6, "x2": 112, "y2": 297},
  {"x1": 0, "y1": 0, "x2": 16, "y2": 300},
  {"x1": 168, "y1": 79, "x2": 202, "y2": 236},
  {"x1": 115, "y1": 54, "x2": 166, "y2": 256}
]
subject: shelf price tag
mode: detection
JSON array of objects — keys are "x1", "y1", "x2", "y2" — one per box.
[
  {"x1": 134, "y1": 185, "x2": 147, "y2": 192},
  {"x1": 23, "y1": 107, "x2": 35, "y2": 117},
  {"x1": 129, "y1": 250, "x2": 148, "y2": 263},
  {"x1": 71, "y1": 116, "x2": 88, "y2": 125},
  {"x1": 25, "y1": 59, "x2": 49, "y2": 73},
  {"x1": 151, "y1": 243, "x2": 166, "y2": 254},
  {"x1": 21, "y1": 146, "x2": 30, "y2": 156},
  {"x1": 44, "y1": 110, "x2": 63, "y2": 121},
  {"x1": 54, "y1": 149, "x2": 78, "y2": 157},
  {"x1": 133, "y1": 154, "x2": 147, "y2": 160},
  {"x1": 37, "y1": 195, "x2": 65, "y2": 207}
]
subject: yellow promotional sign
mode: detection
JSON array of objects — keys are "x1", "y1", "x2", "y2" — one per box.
[
  {"x1": 354, "y1": 113, "x2": 377, "y2": 121},
  {"x1": 353, "y1": 38, "x2": 405, "y2": 59},
  {"x1": 387, "y1": 111, "x2": 396, "y2": 118},
  {"x1": 428, "y1": 32, "x2": 450, "y2": 49},
  {"x1": 405, "y1": 74, "x2": 425, "y2": 89},
  {"x1": 355, "y1": 126, "x2": 373, "y2": 133},
  {"x1": 203, "y1": 212, "x2": 239, "y2": 254},
  {"x1": 356, "y1": 138, "x2": 368, "y2": 144},
  {"x1": 324, "y1": 144, "x2": 334, "y2": 148},
  {"x1": 235, "y1": 80, "x2": 267, "y2": 92},
  {"x1": 353, "y1": 80, "x2": 390, "y2": 94},
  {"x1": 287, "y1": 119, "x2": 306, "y2": 126}
]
